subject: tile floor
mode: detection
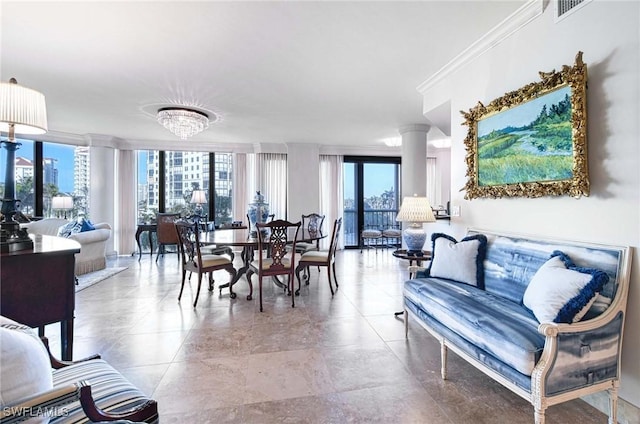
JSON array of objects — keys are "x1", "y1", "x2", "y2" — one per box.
[{"x1": 44, "y1": 248, "x2": 608, "y2": 423}]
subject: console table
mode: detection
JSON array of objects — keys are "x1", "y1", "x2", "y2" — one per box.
[
  {"x1": 0, "y1": 234, "x2": 80, "y2": 360},
  {"x1": 135, "y1": 223, "x2": 157, "y2": 261}
]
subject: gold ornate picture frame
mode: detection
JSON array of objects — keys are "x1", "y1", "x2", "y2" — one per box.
[{"x1": 461, "y1": 52, "x2": 588, "y2": 199}]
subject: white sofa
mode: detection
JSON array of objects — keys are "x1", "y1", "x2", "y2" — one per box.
[{"x1": 23, "y1": 218, "x2": 112, "y2": 275}]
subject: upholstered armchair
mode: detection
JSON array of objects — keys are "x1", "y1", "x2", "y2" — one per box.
[
  {"x1": 0, "y1": 316, "x2": 158, "y2": 424},
  {"x1": 23, "y1": 218, "x2": 112, "y2": 275}
]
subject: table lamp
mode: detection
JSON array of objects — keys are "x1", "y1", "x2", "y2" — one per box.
[
  {"x1": 52, "y1": 195, "x2": 73, "y2": 219},
  {"x1": 0, "y1": 78, "x2": 48, "y2": 252},
  {"x1": 395, "y1": 195, "x2": 436, "y2": 255},
  {"x1": 190, "y1": 190, "x2": 207, "y2": 218}
]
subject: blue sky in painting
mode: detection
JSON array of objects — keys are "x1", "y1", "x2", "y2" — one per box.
[{"x1": 478, "y1": 85, "x2": 571, "y2": 137}]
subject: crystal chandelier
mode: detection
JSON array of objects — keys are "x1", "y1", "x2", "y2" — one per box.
[{"x1": 157, "y1": 107, "x2": 209, "y2": 139}]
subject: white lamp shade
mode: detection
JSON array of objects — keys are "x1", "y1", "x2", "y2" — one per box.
[
  {"x1": 51, "y1": 196, "x2": 73, "y2": 210},
  {"x1": 396, "y1": 196, "x2": 436, "y2": 223},
  {"x1": 0, "y1": 80, "x2": 48, "y2": 135},
  {"x1": 190, "y1": 190, "x2": 207, "y2": 204}
]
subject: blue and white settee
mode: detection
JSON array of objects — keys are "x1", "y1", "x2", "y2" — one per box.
[{"x1": 403, "y1": 229, "x2": 632, "y2": 424}]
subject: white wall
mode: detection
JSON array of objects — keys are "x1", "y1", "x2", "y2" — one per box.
[
  {"x1": 286, "y1": 143, "x2": 320, "y2": 222},
  {"x1": 422, "y1": 0, "x2": 640, "y2": 408}
]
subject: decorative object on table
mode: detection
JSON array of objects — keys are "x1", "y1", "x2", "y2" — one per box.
[
  {"x1": 395, "y1": 195, "x2": 435, "y2": 255},
  {"x1": 51, "y1": 195, "x2": 73, "y2": 219},
  {"x1": 247, "y1": 191, "x2": 270, "y2": 237},
  {"x1": 0, "y1": 78, "x2": 48, "y2": 252},
  {"x1": 462, "y1": 51, "x2": 588, "y2": 199},
  {"x1": 190, "y1": 189, "x2": 207, "y2": 220},
  {"x1": 157, "y1": 107, "x2": 213, "y2": 139}
]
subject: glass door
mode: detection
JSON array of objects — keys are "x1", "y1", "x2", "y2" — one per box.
[{"x1": 342, "y1": 157, "x2": 400, "y2": 248}]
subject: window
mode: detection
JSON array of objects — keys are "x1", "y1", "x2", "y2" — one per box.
[{"x1": 136, "y1": 151, "x2": 234, "y2": 226}]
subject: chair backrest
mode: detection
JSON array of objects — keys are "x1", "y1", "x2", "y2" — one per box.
[
  {"x1": 302, "y1": 213, "x2": 325, "y2": 233},
  {"x1": 256, "y1": 219, "x2": 301, "y2": 272},
  {"x1": 174, "y1": 219, "x2": 202, "y2": 266},
  {"x1": 156, "y1": 213, "x2": 180, "y2": 244},
  {"x1": 328, "y1": 218, "x2": 342, "y2": 259}
]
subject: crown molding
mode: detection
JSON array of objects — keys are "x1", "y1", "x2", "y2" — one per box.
[{"x1": 416, "y1": 0, "x2": 543, "y2": 95}]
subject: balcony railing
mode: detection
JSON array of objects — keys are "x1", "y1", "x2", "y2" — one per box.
[{"x1": 343, "y1": 208, "x2": 399, "y2": 247}]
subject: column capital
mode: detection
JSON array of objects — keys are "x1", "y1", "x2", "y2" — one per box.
[{"x1": 399, "y1": 123, "x2": 430, "y2": 135}]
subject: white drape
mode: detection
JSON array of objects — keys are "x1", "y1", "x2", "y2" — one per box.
[
  {"x1": 116, "y1": 149, "x2": 136, "y2": 255},
  {"x1": 319, "y1": 154, "x2": 344, "y2": 249},
  {"x1": 426, "y1": 157, "x2": 441, "y2": 207},
  {"x1": 232, "y1": 153, "x2": 248, "y2": 223},
  {"x1": 254, "y1": 153, "x2": 287, "y2": 220}
]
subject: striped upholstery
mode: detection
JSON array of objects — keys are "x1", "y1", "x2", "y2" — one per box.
[
  {"x1": 50, "y1": 360, "x2": 157, "y2": 424},
  {"x1": 1, "y1": 384, "x2": 81, "y2": 424}
]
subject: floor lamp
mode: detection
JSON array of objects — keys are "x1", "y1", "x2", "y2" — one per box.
[{"x1": 0, "y1": 78, "x2": 48, "y2": 252}]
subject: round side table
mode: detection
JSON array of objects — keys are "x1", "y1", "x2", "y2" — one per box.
[{"x1": 393, "y1": 249, "x2": 431, "y2": 318}]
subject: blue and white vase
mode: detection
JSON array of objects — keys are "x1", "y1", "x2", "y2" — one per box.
[{"x1": 247, "y1": 191, "x2": 270, "y2": 237}]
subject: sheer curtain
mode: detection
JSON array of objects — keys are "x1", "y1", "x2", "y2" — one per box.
[
  {"x1": 233, "y1": 153, "x2": 248, "y2": 223},
  {"x1": 254, "y1": 153, "x2": 287, "y2": 220},
  {"x1": 426, "y1": 157, "x2": 441, "y2": 207},
  {"x1": 116, "y1": 149, "x2": 136, "y2": 255},
  {"x1": 319, "y1": 154, "x2": 343, "y2": 249}
]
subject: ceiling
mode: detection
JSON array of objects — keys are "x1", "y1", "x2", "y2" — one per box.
[{"x1": 1, "y1": 1, "x2": 524, "y2": 149}]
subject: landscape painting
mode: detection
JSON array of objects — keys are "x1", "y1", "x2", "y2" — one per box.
[
  {"x1": 477, "y1": 85, "x2": 572, "y2": 186},
  {"x1": 461, "y1": 52, "x2": 590, "y2": 199}
]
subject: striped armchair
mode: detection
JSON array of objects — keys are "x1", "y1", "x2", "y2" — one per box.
[{"x1": 0, "y1": 317, "x2": 158, "y2": 424}]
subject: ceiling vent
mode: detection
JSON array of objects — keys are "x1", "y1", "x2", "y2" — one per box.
[{"x1": 555, "y1": 0, "x2": 592, "y2": 22}]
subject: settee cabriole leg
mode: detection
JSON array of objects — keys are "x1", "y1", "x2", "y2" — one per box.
[
  {"x1": 404, "y1": 309, "x2": 409, "y2": 338},
  {"x1": 534, "y1": 407, "x2": 546, "y2": 424},
  {"x1": 440, "y1": 341, "x2": 448, "y2": 380},
  {"x1": 608, "y1": 385, "x2": 619, "y2": 424}
]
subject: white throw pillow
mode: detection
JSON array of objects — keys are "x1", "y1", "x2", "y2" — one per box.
[
  {"x1": 523, "y1": 251, "x2": 609, "y2": 324},
  {"x1": 428, "y1": 233, "x2": 488, "y2": 288},
  {"x1": 0, "y1": 318, "x2": 53, "y2": 423}
]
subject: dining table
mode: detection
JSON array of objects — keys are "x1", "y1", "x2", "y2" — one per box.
[{"x1": 200, "y1": 227, "x2": 326, "y2": 299}]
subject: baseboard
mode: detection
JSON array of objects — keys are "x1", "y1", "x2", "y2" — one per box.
[{"x1": 582, "y1": 392, "x2": 640, "y2": 424}]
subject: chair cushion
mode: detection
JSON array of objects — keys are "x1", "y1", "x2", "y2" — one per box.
[
  {"x1": 362, "y1": 229, "x2": 382, "y2": 238},
  {"x1": 200, "y1": 255, "x2": 232, "y2": 267},
  {"x1": 300, "y1": 250, "x2": 329, "y2": 263},
  {"x1": 382, "y1": 229, "x2": 402, "y2": 237},
  {"x1": 523, "y1": 251, "x2": 609, "y2": 323},
  {"x1": 250, "y1": 257, "x2": 291, "y2": 270},
  {"x1": 51, "y1": 359, "x2": 156, "y2": 424},
  {"x1": 0, "y1": 316, "x2": 53, "y2": 424},
  {"x1": 428, "y1": 233, "x2": 488, "y2": 288}
]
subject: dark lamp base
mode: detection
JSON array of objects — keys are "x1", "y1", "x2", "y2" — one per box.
[
  {"x1": 406, "y1": 250, "x2": 424, "y2": 257},
  {"x1": 0, "y1": 221, "x2": 33, "y2": 253}
]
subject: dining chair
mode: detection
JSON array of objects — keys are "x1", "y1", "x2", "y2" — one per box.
[
  {"x1": 295, "y1": 217, "x2": 342, "y2": 296},
  {"x1": 295, "y1": 213, "x2": 325, "y2": 254},
  {"x1": 155, "y1": 212, "x2": 181, "y2": 262},
  {"x1": 246, "y1": 219, "x2": 301, "y2": 312},
  {"x1": 175, "y1": 220, "x2": 237, "y2": 307}
]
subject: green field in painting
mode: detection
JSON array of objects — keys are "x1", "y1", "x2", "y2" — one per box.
[{"x1": 477, "y1": 122, "x2": 573, "y2": 186}]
